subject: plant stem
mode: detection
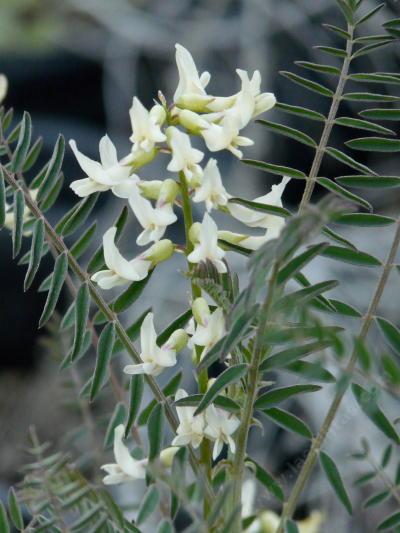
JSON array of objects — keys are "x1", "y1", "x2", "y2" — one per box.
[
  {"x1": 2, "y1": 165, "x2": 215, "y2": 503},
  {"x1": 367, "y1": 455, "x2": 400, "y2": 506},
  {"x1": 229, "y1": 261, "x2": 280, "y2": 531},
  {"x1": 299, "y1": 24, "x2": 354, "y2": 212},
  {"x1": 178, "y1": 171, "x2": 212, "y2": 514},
  {"x1": 277, "y1": 217, "x2": 400, "y2": 532}
]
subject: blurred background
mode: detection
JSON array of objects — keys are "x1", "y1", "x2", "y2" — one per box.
[{"x1": 0, "y1": 0, "x2": 400, "y2": 531}]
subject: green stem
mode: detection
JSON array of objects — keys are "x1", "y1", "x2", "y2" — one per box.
[
  {"x1": 229, "y1": 261, "x2": 280, "y2": 531},
  {"x1": 178, "y1": 171, "x2": 212, "y2": 514},
  {"x1": 277, "y1": 217, "x2": 400, "y2": 532},
  {"x1": 299, "y1": 24, "x2": 354, "y2": 212},
  {"x1": 2, "y1": 165, "x2": 215, "y2": 504}
]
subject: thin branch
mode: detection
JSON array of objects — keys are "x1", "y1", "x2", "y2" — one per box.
[
  {"x1": 299, "y1": 23, "x2": 354, "y2": 212},
  {"x1": 277, "y1": 217, "x2": 400, "y2": 531}
]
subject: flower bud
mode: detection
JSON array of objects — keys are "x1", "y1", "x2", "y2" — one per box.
[
  {"x1": 259, "y1": 511, "x2": 280, "y2": 533},
  {"x1": 129, "y1": 147, "x2": 158, "y2": 170},
  {"x1": 160, "y1": 446, "x2": 179, "y2": 468},
  {"x1": 175, "y1": 94, "x2": 214, "y2": 113},
  {"x1": 166, "y1": 329, "x2": 188, "y2": 352},
  {"x1": 188, "y1": 222, "x2": 201, "y2": 244},
  {"x1": 177, "y1": 109, "x2": 210, "y2": 135},
  {"x1": 150, "y1": 103, "x2": 167, "y2": 126},
  {"x1": 158, "y1": 179, "x2": 179, "y2": 205},
  {"x1": 138, "y1": 180, "x2": 163, "y2": 200},
  {"x1": 192, "y1": 297, "x2": 210, "y2": 326},
  {"x1": 0, "y1": 74, "x2": 8, "y2": 104},
  {"x1": 145, "y1": 239, "x2": 175, "y2": 265},
  {"x1": 217, "y1": 230, "x2": 246, "y2": 245}
]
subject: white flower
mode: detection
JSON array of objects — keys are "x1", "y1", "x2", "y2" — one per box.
[
  {"x1": 208, "y1": 69, "x2": 275, "y2": 124},
  {"x1": 228, "y1": 176, "x2": 290, "y2": 236},
  {"x1": 201, "y1": 112, "x2": 254, "y2": 159},
  {"x1": 91, "y1": 227, "x2": 173, "y2": 290},
  {"x1": 128, "y1": 188, "x2": 177, "y2": 246},
  {"x1": 174, "y1": 44, "x2": 212, "y2": 111},
  {"x1": 204, "y1": 405, "x2": 240, "y2": 460},
  {"x1": 218, "y1": 230, "x2": 271, "y2": 251},
  {"x1": 190, "y1": 299, "x2": 226, "y2": 354},
  {"x1": 192, "y1": 159, "x2": 230, "y2": 212},
  {"x1": 129, "y1": 97, "x2": 166, "y2": 155},
  {"x1": 172, "y1": 389, "x2": 205, "y2": 448},
  {"x1": 187, "y1": 213, "x2": 226, "y2": 273},
  {"x1": 123, "y1": 312, "x2": 179, "y2": 376},
  {"x1": 0, "y1": 74, "x2": 8, "y2": 104},
  {"x1": 69, "y1": 136, "x2": 135, "y2": 197},
  {"x1": 166, "y1": 126, "x2": 204, "y2": 186},
  {"x1": 101, "y1": 425, "x2": 147, "y2": 485}
]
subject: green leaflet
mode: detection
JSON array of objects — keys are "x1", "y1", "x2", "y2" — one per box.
[
  {"x1": 352, "y1": 383, "x2": 400, "y2": 444},
  {"x1": 242, "y1": 159, "x2": 306, "y2": 179},
  {"x1": 60, "y1": 193, "x2": 99, "y2": 237},
  {"x1": 335, "y1": 117, "x2": 395, "y2": 136},
  {"x1": 279, "y1": 71, "x2": 333, "y2": 97},
  {"x1": 194, "y1": 364, "x2": 248, "y2": 415},
  {"x1": 319, "y1": 451, "x2": 353, "y2": 514},
  {"x1": 24, "y1": 218, "x2": 45, "y2": 291},
  {"x1": 137, "y1": 486, "x2": 159, "y2": 525},
  {"x1": 90, "y1": 322, "x2": 116, "y2": 402},
  {"x1": 257, "y1": 119, "x2": 317, "y2": 147},
  {"x1": 138, "y1": 371, "x2": 182, "y2": 426},
  {"x1": 70, "y1": 283, "x2": 91, "y2": 361},
  {"x1": 356, "y1": 3, "x2": 384, "y2": 25},
  {"x1": 246, "y1": 457, "x2": 284, "y2": 502},
  {"x1": 39, "y1": 252, "x2": 68, "y2": 328},
  {"x1": 273, "y1": 280, "x2": 339, "y2": 313},
  {"x1": 262, "y1": 407, "x2": 313, "y2": 438},
  {"x1": 7, "y1": 488, "x2": 23, "y2": 530},
  {"x1": 174, "y1": 393, "x2": 240, "y2": 413},
  {"x1": 277, "y1": 243, "x2": 329, "y2": 285},
  {"x1": 375, "y1": 316, "x2": 400, "y2": 355},
  {"x1": 346, "y1": 137, "x2": 400, "y2": 152},
  {"x1": 22, "y1": 136, "x2": 43, "y2": 172},
  {"x1": 295, "y1": 60, "x2": 341, "y2": 76},
  {"x1": 0, "y1": 500, "x2": 10, "y2": 533},
  {"x1": 124, "y1": 375, "x2": 144, "y2": 438},
  {"x1": 228, "y1": 197, "x2": 290, "y2": 218},
  {"x1": 254, "y1": 385, "x2": 321, "y2": 409},
  {"x1": 377, "y1": 511, "x2": 400, "y2": 531},
  {"x1": 320, "y1": 245, "x2": 381, "y2": 267},
  {"x1": 157, "y1": 308, "x2": 192, "y2": 346},
  {"x1": 12, "y1": 189, "x2": 25, "y2": 258},
  {"x1": 70, "y1": 221, "x2": 97, "y2": 259},
  {"x1": 37, "y1": 134, "x2": 65, "y2": 203},
  {"x1": 283, "y1": 361, "x2": 336, "y2": 382},
  {"x1": 148, "y1": 403, "x2": 165, "y2": 461},
  {"x1": 112, "y1": 308, "x2": 150, "y2": 354},
  {"x1": 275, "y1": 102, "x2": 325, "y2": 122},
  {"x1": 332, "y1": 213, "x2": 395, "y2": 227},
  {"x1": 260, "y1": 340, "x2": 333, "y2": 371},
  {"x1": 103, "y1": 402, "x2": 127, "y2": 449},
  {"x1": 325, "y1": 147, "x2": 375, "y2": 175},
  {"x1": 359, "y1": 108, "x2": 400, "y2": 121},
  {"x1": 11, "y1": 111, "x2": 32, "y2": 172},
  {"x1": 317, "y1": 177, "x2": 372, "y2": 212},
  {"x1": 336, "y1": 175, "x2": 400, "y2": 189}
]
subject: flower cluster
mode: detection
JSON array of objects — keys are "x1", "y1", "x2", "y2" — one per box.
[
  {"x1": 68, "y1": 44, "x2": 289, "y2": 489},
  {"x1": 69, "y1": 44, "x2": 289, "y2": 291}
]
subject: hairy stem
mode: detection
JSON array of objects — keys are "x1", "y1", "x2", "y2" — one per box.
[
  {"x1": 178, "y1": 171, "x2": 212, "y2": 514},
  {"x1": 299, "y1": 24, "x2": 354, "y2": 212},
  {"x1": 229, "y1": 261, "x2": 280, "y2": 531},
  {"x1": 2, "y1": 165, "x2": 214, "y2": 503},
  {"x1": 277, "y1": 217, "x2": 400, "y2": 531}
]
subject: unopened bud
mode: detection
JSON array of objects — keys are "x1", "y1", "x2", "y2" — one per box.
[
  {"x1": 259, "y1": 511, "x2": 280, "y2": 533},
  {"x1": 218, "y1": 230, "x2": 246, "y2": 245},
  {"x1": 166, "y1": 329, "x2": 188, "y2": 352},
  {"x1": 139, "y1": 180, "x2": 163, "y2": 200},
  {"x1": 176, "y1": 94, "x2": 214, "y2": 113},
  {"x1": 189, "y1": 222, "x2": 201, "y2": 244},
  {"x1": 130, "y1": 147, "x2": 158, "y2": 170},
  {"x1": 177, "y1": 109, "x2": 210, "y2": 134},
  {"x1": 150, "y1": 103, "x2": 167, "y2": 126},
  {"x1": 160, "y1": 446, "x2": 179, "y2": 468},
  {"x1": 192, "y1": 297, "x2": 210, "y2": 325},
  {"x1": 145, "y1": 239, "x2": 174, "y2": 265},
  {"x1": 158, "y1": 179, "x2": 179, "y2": 205}
]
